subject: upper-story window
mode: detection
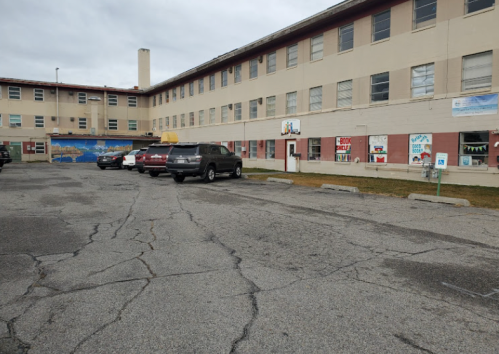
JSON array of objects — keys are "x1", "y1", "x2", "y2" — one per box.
[
  {"x1": 159, "y1": 93, "x2": 162, "y2": 105},
  {"x1": 221, "y1": 105, "x2": 228, "y2": 123},
  {"x1": 9, "y1": 87, "x2": 21, "y2": 100},
  {"x1": 250, "y1": 100, "x2": 258, "y2": 119},
  {"x1": 9, "y1": 115, "x2": 22, "y2": 127},
  {"x1": 250, "y1": 59, "x2": 258, "y2": 79},
  {"x1": 153, "y1": 95, "x2": 156, "y2": 106},
  {"x1": 35, "y1": 116, "x2": 44, "y2": 128},
  {"x1": 267, "y1": 52, "x2": 276, "y2": 73},
  {"x1": 180, "y1": 85, "x2": 185, "y2": 99},
  {"x1": 199, "y1": 79, "x2": 204, "y2": 94},
  {"x1": 78, "y1": 92, "x2": 87, "y2": 104},
  {"x1": 371, "y1": 72, "x2": 390, "y2": 102},
  {"x1": 286, "y1": 92, "x2": 297, "y2": 114},
  {"x1": 0, "y1": 85, "x2": 2, "y2": 99},
  {"x1": 266, "y1": 96, "x2": 276, "y2": 117},
  {"x1": 173, "y1": 88, "x2": 177, "y2": 101},
  {"x1": 209, "y1": 75, "x2": 215, "y2": 90},
  {"x1": 235, "y1": 64, "x2": 242, "y2": 83},
  {"x1": 337, "y1": 80, "x2": 353, "y2": 108},
  {"x1": 181, "y1": 114, "x2": 186, "y2": 127},
  {"x1": 466, "y1": 0, "x2": 495, "y2": 14},
  {"x1": 311, "y1": 35, "x2": 324, "y2": 60},
  {"x1": 189, "y1": 82, "x2": 194, "y2": 96},
  {"x1": 128, "y1": 120, "x2": 137, "y2": 131},
  {"x1": 199, "y1": 110, "x2": 205, "y2": 125},
  {"x1": 234, "y1": 103, "x2": 242, "y2": 121},
  {"x1": 462, "y1": 51, "x2": 492, "y2": 91},
  {"x1": 108, "y1": 119, "x2": 118, "y2": 130},
  {"x1": 309, "y1": 86, "x2": 322, "y2": 111},
  {"x1": 34, "y1": 88, "x2": 44, "y2": 101},
  {"x1": 128, "y1": 96, "x2": 137, "y2": 107},
  {"x1": 221, "y1": 70, "x2": 228, "y2": 87},
  {"x1": 159, "y1": 118, "x2": 163, "y2": 130},
  {"x1": 414, "y1": 0, "x2": 437, "y2": 29},
  {"x1": 411, "y1": 63, "x2": 434, "y2": 97},
  {"x1": 108, "y1": 94, "x2": 118, "y2": 106},
  {"x1": 339, "y1": 23, "x2": 354, "y2": 52},
  {"x1": 166, "y1": 90, "x2": 170, "y2": 103},
  {"x1": 372, "y1": 10, "x2": 391, "y2": 42},
  {"x1": 79, "y1": 117, "x2": 87, "y2": 129},
  {"x1": 189, "y1": 112, "x2": 195, "y2": 126},
  {"x1": 287, "y1": 44, "x2": 298, "y2": 68},
  {"x1": 209, "y1": 108, "x2": 216, "y2": 124}
]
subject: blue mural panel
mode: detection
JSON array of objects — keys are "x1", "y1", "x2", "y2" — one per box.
[{"x1": 51, "y1": 139, "x2": 133, "y2": 163}]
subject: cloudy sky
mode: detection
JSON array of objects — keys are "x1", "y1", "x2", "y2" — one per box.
[{"x1": 0, "y1": 0, "x2": 343, "y2": 89}]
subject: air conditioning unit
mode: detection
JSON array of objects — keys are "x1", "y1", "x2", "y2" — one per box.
[
  {"x1": 146, "y1": 132, "x2": 153, "y2": 136},
  {"x1": 51, "y1": 116, "x2": 56, "y2": 121},
  {"x1": 228, "y1": 67, "x2": 233, "y2": 73},
  {"x1": 53, "y1": 128, "x2": 59, "y2": 134},
  {"x1": 70, "y1": 117, "x2": 75, "y2": 122},
  {"x1": 241, "y1": 147, "x2": 246, "y2": 152},
  {"x1": 68, "y1": 91, "x2": 74, "y2": 96},
  {"x1": 9, "y1": 123, "x2": 18, "y2": 127}
]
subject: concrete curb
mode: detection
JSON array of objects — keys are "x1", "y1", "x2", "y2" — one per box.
[
  {"x1": 267, "y1": 177, "x2": 293, "y2": 185},
  {"x1": 408, "y1": 193, "x2": 470, "y2": 207},
  {"x1": 321, "y1": 184, "x2": 359, "y2": 193}
]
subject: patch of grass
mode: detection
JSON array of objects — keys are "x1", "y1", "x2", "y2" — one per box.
[{"x1": 247, "y1": 172, "x2": 499, "y2": 210}]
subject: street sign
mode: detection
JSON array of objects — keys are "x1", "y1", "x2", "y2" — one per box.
[{"x1": 435, "y1": 153, "x2": 448, "y2": 170}]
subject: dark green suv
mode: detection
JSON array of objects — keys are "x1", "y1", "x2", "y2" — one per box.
[
  {"x1": 166, "y1": 143, "x2": 242, "y2": 183},
  {"x1": 0, "y1": 145, "x2": 12, "y2": 173}
]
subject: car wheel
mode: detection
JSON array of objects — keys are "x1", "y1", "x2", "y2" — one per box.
[
  {"x1": 232, "y1": 164, "x2": 242, "y2": 178},
  {"x1": 99, "y1": 166, "x2": 106, "y2": 170},
  {"x1": 138, "y1": 168, "x2": 145, "y2": 174},
  {"x1": 203, "y1": 166, "x2": 215, "y2": 183},
  {"x1": 119, "y1": 162, "x2": 124, "y2": 169},
  {"x1": 149, "y1": 171, "x2": 160, "y2": 177},
  {"x1": 127, "y1": 166, "x2": 133, "y2": 171},
  {"x1": 173, "y1": 174, "x2": 185, "y2": 183}
]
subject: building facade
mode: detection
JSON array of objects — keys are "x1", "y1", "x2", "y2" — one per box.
[{"x1": 1, "y1": 0, "x2": 498, "y2": 186}]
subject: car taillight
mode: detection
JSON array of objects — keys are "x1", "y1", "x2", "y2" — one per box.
[
  {"x1": 112, "y1": 157, "x2": 117, "y2": 160},
  {"x1": 193, "y1": 155, "x2": 202, "y2": 162},
  {"x1": 123, "y1": 156, "x2": 127, "y2": 161}
]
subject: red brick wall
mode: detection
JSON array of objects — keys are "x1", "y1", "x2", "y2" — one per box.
[
  {"x1": 296, "y1": 138, "x2": 307, "y2": 159},
  {"x1": 321, "y1": 137, "x2": 335, "y2": 161},
  {"x1": 388, "y1": 134, "x2": 409, "y2": 164},
  {"x1": 432, "y1": 132, "x2": 459, "y2": 166},
  {"x1": 351, "y1": 135, "x2": 367, "y2": 162},
  {"x1": 275, "y1": 139, "x2": 285, "y2": 160}
]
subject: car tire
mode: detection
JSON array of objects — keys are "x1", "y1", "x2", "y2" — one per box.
[
  {"x1": 232, "y1": 164, "x2": 242, "y2": 178},
  {"x1": 99, "y1": 166, "x2": 106, "y2": 170},
  {"x1": 203, "y1": 165, "x2": 215, "y2": 183},
  {"x1": 149, "y1": 171, "x2": 160, "y2": 177},
  {"x1": 127, "y1": 166, "x2": 133, "y2": 171},
  {"x1": 138, "y1": 168, "x2": 145, "y2": 174},
  {"x1": 173, "y1": 174, "x2": 185, "y2": 183},
  {"x1": 119, "y1": 162, "x2": 124, "y2": 169}
]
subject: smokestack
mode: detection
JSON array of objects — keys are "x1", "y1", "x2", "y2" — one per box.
[{"x1": 138, "y1": 48, "x2": 151, "y2": 89}]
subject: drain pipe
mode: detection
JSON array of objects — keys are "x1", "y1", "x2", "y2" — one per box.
[{"x1": 56, "y1": 68, "x2": 59, "y2": 125}]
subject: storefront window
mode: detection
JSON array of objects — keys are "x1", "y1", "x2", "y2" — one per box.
[
  {"x1": 409, "y1": 134, "x2": 432, "y2": 164},
  {"x1": 335, "y1": 137, "x2": 351, "y2": 162},
  {"x1": 369, "y1": 135, "x2": 388, "y2": 163},
  {"x1": 459, "y1": 131, "x2": 488, "y2": 166}
]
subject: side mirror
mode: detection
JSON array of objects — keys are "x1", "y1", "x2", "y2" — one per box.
[{"x1": 229, "y1": 152, "x2": 235, "y2": 156}]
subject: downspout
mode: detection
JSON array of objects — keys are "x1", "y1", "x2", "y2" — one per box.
[
  {"x1": 104, "y1": 91, "x2": 108, "y2": 135},
  {"x1": 56, "y1": 68, "x2": 59, "y2": 125}
]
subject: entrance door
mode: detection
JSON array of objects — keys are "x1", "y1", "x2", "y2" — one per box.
[
  {"x1": 8, "y1": 142, "x2": 22, "y2": 162},
  {"x1": 286, "y1": 140, "x2": 297, "y2": 172}
]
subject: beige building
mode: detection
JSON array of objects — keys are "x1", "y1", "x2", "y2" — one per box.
[{"x1": 1, "y1": 0, "x2": 498, "y2": 186}]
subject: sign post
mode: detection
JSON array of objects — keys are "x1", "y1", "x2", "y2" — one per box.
[{"x1": 434, "y1": 153, "x2": 448, "y2": 196}]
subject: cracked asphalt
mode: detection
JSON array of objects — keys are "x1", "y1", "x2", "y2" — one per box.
[{"x1": 1, "y1": 163, "x2": 498, "y2": 354}]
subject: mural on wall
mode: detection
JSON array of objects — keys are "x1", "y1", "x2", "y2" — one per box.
[{"x1": 51, "y1": 139, "x2": 133, "y2": 163}]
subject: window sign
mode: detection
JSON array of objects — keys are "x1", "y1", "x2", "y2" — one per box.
[
  {"x1": 369, "y1": 135, "x2": 388, "y2": 163},
  {"x1": 336, "y1": 137, "x2": 351, "y2": 162},
  {"x1": 409, "y1": 133, "x2": 432, "y2": 164}
]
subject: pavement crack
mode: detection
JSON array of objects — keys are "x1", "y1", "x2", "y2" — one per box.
[{"x1": 394, "y1": 334, "x2": 435, "y2": 353}]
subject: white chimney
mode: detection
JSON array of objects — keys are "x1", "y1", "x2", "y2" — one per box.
[{"x1": 138, "y1": 48, "x2": 151, "y2": 89}]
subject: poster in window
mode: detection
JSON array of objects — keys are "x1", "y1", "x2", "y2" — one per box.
[
  {"x1": 336, "y1": 137, "x2": 351, "y2": 161},
  {"x1": 409, "y1": 134, "x2": 432, "y2": 165},
  {"x1": 369, "y1": 135, "x2": 388, "y2": 163}
]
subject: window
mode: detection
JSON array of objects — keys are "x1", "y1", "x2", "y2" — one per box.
[
  {"x1": 210, "y1": 75, "x2": 215, "y2": 90},
  {"x1": 266, "y1": 140, "x2": 275, "y2": 159},
  {"x1": 336, "y1": 137, "x2": 352, "y2": 162},
  {"x1": 339, "y1": 23, "x2": 354, "y2": 52},
  {"x1": 159, "y1": 93, "x2": 163, "y2": 105},
  {"x1": 250, "y1": 59, "x2": 258, "y2": 79},
  {"x1": 173, "y1": 115, "x2": 177, "y2": 129},
  {"x1": 234, "y1": 141, "x2": 242, "y2": 156},
  {"x1": 166, "y1": 91, "x2": 170, "y2": 103},
  {"x1": 372, "y1": 10, "x2": 390, "y2": 42},
  {"x1": 180, "y1": 85, "x2": 185, "y2": 99},
  {"x1": 286, "y1": 92, "x2": 297, "y2": 114},
  {"x1": 462, "y1": 51, "x2": 492, "y2": 91},
  {"x1": 0, "y1": 114, "x2": 2, "y2": 127},
  {"x1": 199, "y1": 79, "x2": 204, "y2": 94},
  {"x1": 173, "y1": 88, "x2": 177, "y2": 101},
  {"x1": 128, "y1": 120, "x2": 137, "y2": 131},
  {"x1": 371, "y1": 72, "x2": 389, "y2": 102},
  {"x1": 249, "y1": 140, "x2": 257, "y2": 158},
  {"x1": 369, "y1": 135, "x2": 388, "y2": 163},
  {"x1": 199, "y1": 110, "x2": 205, "y2": 126},
  {"x1": 79, "y1": 118, "x2": 87, "y2": 129},
  {"x1": 234, "y1": 103, "x2": 242, "y2": 121},
  {"x1": 311, "y1": 35, "x2": 324, "y2": 60},
  {"x1": 266, "y1": 96, "x2": 276, "y2": 117},
  {"x1": 221, "y1": 70, "x2": 228, "y2": 87},
  {"x1": 287, "y1": 44, "x2": 298, "y2": 68},
  {"x1": 414, "y1": 0, "x2": 437, "y2": 29},
  {"x1": 189, "y1": 112, "x2": 195, "y2": 126},
  {"x1": 411, "y1": 63, "x2": 434, "y2": 97},
  {"x1": 209, "y1": 108, "x2": 215, "y2": 124},
  {"x1": 35, "y1": 142, "x2": 45, "y2": 154},
  {"x1": 108, "y1": 94, "x2": 118, "y2": 106},
  {"x1": 78, "y1": 92, "x2": 87, "y2": 104},
  {"x1": 181, "y1": 114, "x2": 185, "y2": 127},
  {"x1": 9, "y1": 87, "x2": 21, "y2": 100},
  {"x1": 153, "y1": 119, "x2": 156, "y2": 130},
  {"x1": 235, "y1": 64, "x2": 242, "y2": 83},
  {"x1": 159, "y1": 118, "x2": 163, "y2": 130},
  {"x1": 0, "y1": 86, "x2": 2, "y2": 99},
  {"x1": 309, "y1": 86, "x2": 322, "y2": 111},
  {"x1": 34, "y1": 89, "x2": 44, "y2": 101},
  {"x1": 459, "y1": 131, "x2": 489, "y2": 166},
  {"x1": 153, "y1": 96, "x2": 156, "y2": 106},
  {"x1": 267, "y1": 52, "x2": 276, "y2": 73},
  {"x1": 189, "y1": 82, "x2": 194, "y2": 96},
  {"x1": 337, "y1": 80, "x2": 353, "y2": 108},
  {"x1": 35, "y1": 116, "x2": 44, "y2": 128},
  {"x1": 221, "y1": 106, "x2": 228, "y2": 123},
  {"x1": 308, "y1": 138, "x2": 321, "y2": 160},
  {"x1": 108, "y1": 119, "x2": 118, "y2": 130},
  {"x1": 409, "y1": 133, "x2": 432, "y2": 164},
  {"x1": 9, "y1": 115, "x2": 21, "y2": 127},
  {"x1": 466, "y1": 0, "x2": 495, "y2": 14},
  {"x1": 166, "y1": 117, "x2": 170, "y2": 129},
  {"x1": 128, "y1": 96, "x2": 137, "y2": 107},
  {"x1": 250, "y1": 100, "x2": 258, "y2": 119}
]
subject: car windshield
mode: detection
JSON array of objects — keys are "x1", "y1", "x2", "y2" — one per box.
[
  {"x1": 147, "y1": 146, "x2": 170, "y2": 154},
  {"x1": 170, "y1": 146, "x2": 198, "y2": 155},
  {"x1": 128, "y1": 150, "x2": 139, "y2": 155},
  {"x1": 102, "y1": 152, "x2": 121, "y2": 156},
  {"x1": 0, "y1": 145, "x2": 7, "y2": 151}
]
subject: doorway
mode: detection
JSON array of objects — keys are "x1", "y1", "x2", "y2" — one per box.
[
  {"x1": 8, "y1": 142, "x2": 22, "y2": 162},
  {"x1": 286, "y1": 140, "x2": 297, "y2": 172}
]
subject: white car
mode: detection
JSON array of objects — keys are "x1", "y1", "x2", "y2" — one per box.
[{"x1": 123, "y1": 150, "x2": 140, "y2": 170}]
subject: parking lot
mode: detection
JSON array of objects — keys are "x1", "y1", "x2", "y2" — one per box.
[{"x1": 1, "y1": 163, "x2": 499, "y2": 354}]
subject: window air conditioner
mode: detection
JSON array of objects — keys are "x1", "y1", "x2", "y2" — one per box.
[{"x1": 53, "y1": 128, "x2": 59, "y2": 134}]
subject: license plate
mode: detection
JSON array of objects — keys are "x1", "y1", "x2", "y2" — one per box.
[{"x1": 177, "y1": 159, "x2": 185, "y2": 163}]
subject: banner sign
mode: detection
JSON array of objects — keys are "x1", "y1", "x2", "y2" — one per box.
[
  {"x1": 452, "y1": 94, "x2": 498, "y2": 117},
  {"x1": 281, "y1": 119, "x2": 301, "y2": 135}
]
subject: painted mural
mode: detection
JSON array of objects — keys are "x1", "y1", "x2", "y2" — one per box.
[{"x1": 51, "y1": 139, "x2": 133, "y2": 163}]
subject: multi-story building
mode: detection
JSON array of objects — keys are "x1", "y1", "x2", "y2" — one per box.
[{"x1": 1, "y1": 0, "x2": 498, "y2": 186}]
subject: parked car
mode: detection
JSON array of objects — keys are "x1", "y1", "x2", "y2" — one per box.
[
  {"x1": 143, "y1": 144, "x2": 173, "y2": 177},
  {"x1": 134, "y1": 147, "x2": 148, "y2": 174},
  {"x1": 0, "y1": 144, "x2": 12, "y2": 173},
  {"x1": 97, "y1": 151, "x2": 127, "y2": 170},
  {"x1": 123, "y1": 150, "x2": 140, "y2": 170},
  {"x1": 166, "y1": 143, "x2": 242, "y2": 183}
]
